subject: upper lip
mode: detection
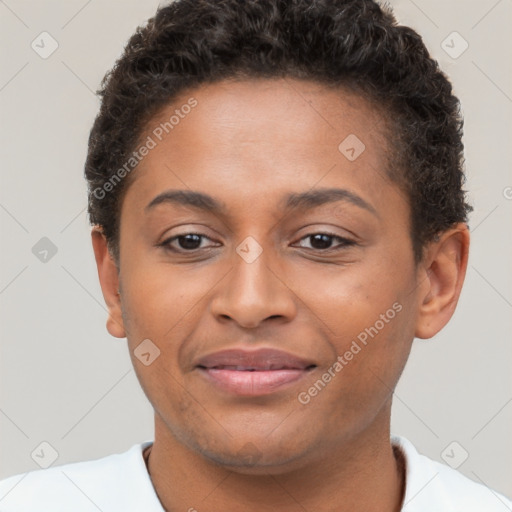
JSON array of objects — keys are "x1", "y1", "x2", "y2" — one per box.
[{"x1": 194, "y1": 348, "x2": 317, "y2": 371}]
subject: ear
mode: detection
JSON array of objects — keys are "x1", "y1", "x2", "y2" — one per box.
[
  {"x1": 91, "y1": 226, "x2": 126, "y2": 339},
  {"x1": 414, "y1": 223, "x2": 470, "y2": 339}
]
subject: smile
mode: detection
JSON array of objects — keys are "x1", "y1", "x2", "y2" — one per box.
[{"x1": 194, "y1": 348, "x2": 317, "y2": 396}]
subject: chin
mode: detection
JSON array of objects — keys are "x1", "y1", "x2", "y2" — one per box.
[{"x1": 191, "y1": 434, "x2": 315, "y2": 475}]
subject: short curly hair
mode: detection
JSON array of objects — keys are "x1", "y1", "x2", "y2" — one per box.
[{"x1": 85, "y1": 0, "x2": 472, "y2": 264}]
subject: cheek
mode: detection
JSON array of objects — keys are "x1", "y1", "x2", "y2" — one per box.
[
  {"x1": 291, "y1": 256, "x2": 415, "y2": 400},
  {"x1": 120, "y1": 256, "x2": 223, "y2": 341},
  {"x1": 295, "y1": 302, "x2": 413, "y2": 441},
  {"x1": 287, "y1": 256, "x2": 405, "y2": 339}
]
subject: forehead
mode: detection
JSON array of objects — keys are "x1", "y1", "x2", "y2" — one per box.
[
  {"x1": 124, "y1": 78, "x2": 400, "y2": 217},
  {"x1": 147, "y1": 77, "x2": 388, "y2": 158}
]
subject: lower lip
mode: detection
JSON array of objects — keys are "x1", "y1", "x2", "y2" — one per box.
[{"x1": 198, "y1": 368, "x2": 312, "y2": 396}]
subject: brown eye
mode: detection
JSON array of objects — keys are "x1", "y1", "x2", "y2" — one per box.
[
  {"x1": 296, "y1": 233, "x2": 356, "y2": 251},
  {"x1": 175, "y1": 234, "x2": 203, "y2": 250},
  {"x1": 160, "y1": 233, "x2": 218, "y2": 252}
]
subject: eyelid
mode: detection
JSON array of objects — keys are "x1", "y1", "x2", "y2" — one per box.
[
  {"x1": 157, "y1": 222, "x2": 220, "y2": 244},
  {"x1": 293, "y1": 221, "x2": 361, "y2": 242}
]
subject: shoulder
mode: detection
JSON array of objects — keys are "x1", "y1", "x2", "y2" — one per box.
[
  {"x1": 392, "y1": 435, "x2": 512, "y2": 512},
  {"x1": 0, "y1": 442, "x2": 162, "y2": 512}
]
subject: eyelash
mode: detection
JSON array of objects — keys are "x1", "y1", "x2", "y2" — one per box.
[{"x1": 158, "y1": 232, "x2": 357, "y2": 254}]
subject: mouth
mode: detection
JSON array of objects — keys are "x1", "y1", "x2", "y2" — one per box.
[{"x1": 194, "y1": 348, "x2": 317, "y2": 396}]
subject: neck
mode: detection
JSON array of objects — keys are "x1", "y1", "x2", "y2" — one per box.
[{"x1": 146, "y1": 407, "x2": 405, "y2": 512}]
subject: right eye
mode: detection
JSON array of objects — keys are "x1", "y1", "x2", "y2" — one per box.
[{"x1": 159, "y1": 233, "x2": 220, "y2": 252}]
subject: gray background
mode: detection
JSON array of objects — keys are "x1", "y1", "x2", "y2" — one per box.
[{"x1": 1, "y1": 0, "x2": 511, "y2": 499}]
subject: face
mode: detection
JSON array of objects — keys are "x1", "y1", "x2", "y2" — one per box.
[{"x1": 112, "y1": 78, "x2": 424, "y2": 472}]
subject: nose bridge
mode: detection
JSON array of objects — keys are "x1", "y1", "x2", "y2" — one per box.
[{"x1": 211, "y1": 237, "x2": 296, "y2": 327}]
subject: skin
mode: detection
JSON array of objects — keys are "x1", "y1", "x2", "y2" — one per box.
[{"x1": 92, "y1": 78, "x2": 469, "y2": 512}]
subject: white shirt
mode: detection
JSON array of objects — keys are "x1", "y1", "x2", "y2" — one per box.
[{"x1": 0, "y1": 435, "x2": 510, "y2": 511}]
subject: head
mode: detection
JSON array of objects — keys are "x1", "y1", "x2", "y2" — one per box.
[{"x1": 88, "y1": 0, "x2": 471, "y2": 472}]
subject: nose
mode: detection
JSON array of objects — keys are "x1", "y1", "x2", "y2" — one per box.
[{"x1": 210, "y1": 244, "x2": 297, "y2": 329}]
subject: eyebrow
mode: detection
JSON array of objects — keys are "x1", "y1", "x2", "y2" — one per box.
[
  {"x1": 283, "y1": 188, "x2": 378, "y2": 217},
  {"x1": 145, "y1": 187, "x2": 378, "y2": 217},
  {"x1": 145, "y1": 190, "x2": 225, "y2": 214}
]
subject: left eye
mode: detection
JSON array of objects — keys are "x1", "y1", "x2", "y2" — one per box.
[{"x1": 295, "y1": 233, "x2": 356, "y2": 251}]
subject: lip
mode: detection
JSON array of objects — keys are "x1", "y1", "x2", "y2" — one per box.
[{"x1": 194, "y1": 348, "x2": 316, "y2": 396}]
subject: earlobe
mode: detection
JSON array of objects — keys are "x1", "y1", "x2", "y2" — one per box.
[
  {"x1": 91, "y1": 227, "x2": 127, "y2": 339},
  {"x1": 414, "y1": 224, "x2": 470, "y2": 340}
]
